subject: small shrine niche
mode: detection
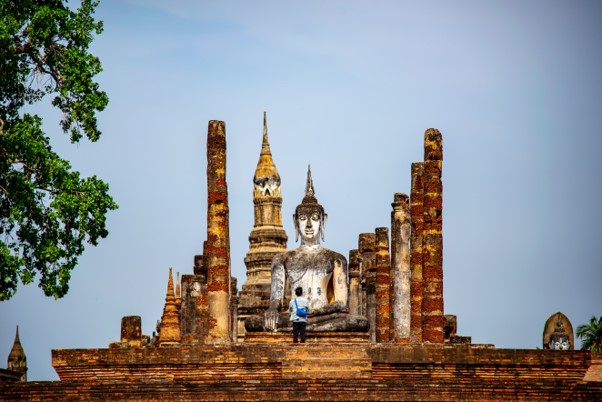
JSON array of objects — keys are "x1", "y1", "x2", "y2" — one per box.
[{"x1": 542, "y1": 312, "x2": 574, "y2": 350}]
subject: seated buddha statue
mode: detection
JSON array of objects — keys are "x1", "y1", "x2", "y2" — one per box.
[{"x1": 246, "y1": 166, "x2": 369, "y2": 333}]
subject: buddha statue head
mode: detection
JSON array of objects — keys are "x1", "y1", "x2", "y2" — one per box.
[{"x1": 294, "y1": 165, "x2": 327, "y2": 245}]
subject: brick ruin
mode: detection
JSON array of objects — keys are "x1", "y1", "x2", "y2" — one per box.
[
  {"x1": 86, "y1": 120, "x2": 447, "y2": 351},
  {"x1": 348, "y1": 128, "x2": 449, "y2": 345},
  {"x1": 1, "y1": 120, "x2": 601, "y2": 400},
  {"x1": 0, "y1": 327, "x2": 27, "y2": 383},
  {"x1": 237, "y1": 112, "x2": 288, "y2": 340}
]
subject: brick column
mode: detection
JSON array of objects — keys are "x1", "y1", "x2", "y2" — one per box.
[
  {"x1": 421, "y1": 128, "x2": 444, "y2": 343},
  {"x1": 375, "y1": 227, "x2": 391, "y2": 343},
  {"x1": 230, "y1": 277, "x2": 238, "y2": 342},
  {"x1": 180, "y1": 255, "x2": 209, "y2": 343},
  {"x1": 348, "y1": 249, "x2": 361, "y2": 316},
  {"x1": 205, "y1": 120, "x2": 231, "y2": 344},
  {"x1": 409, "y1": 162, "x2": 424, "y2": 343},
  {"x1": 391, "y1": 193, "x2": 411, "y2": 342},
  {"x1": 359, "y1": 233, "x2": 376, "y2": 342},
  {"x1": 120, "y1": 316, "x2": 142, "y2": 347}
]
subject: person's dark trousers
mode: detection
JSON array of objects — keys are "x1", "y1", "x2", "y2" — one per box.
[{"x1": 293, "y1": 321, "x2": 307, "y2": 343}]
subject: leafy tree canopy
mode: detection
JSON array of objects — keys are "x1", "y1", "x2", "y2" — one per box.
[
  {"x1": 577, "y1": 315, "x2": 602, "y2": 353},
  {"x1": 0, "y1": 0, "x2": 117, "y2": 300}
]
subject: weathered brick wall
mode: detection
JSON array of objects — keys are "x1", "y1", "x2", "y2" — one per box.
[{"x1": 2, "y1": 345, "x2": 600, "y2": 401}]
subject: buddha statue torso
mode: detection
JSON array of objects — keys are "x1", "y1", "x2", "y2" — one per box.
[{"x1": 271, "y1": 245, "x2": 346, "y2": 312}]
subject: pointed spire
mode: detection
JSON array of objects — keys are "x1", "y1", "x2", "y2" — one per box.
[
  {"x1": 254, "y1": 112, "x2": 281, "y2": 196},
  {"x1": 158, "y1": 267, "x2": 181, "y2": 346},
  {"x1": 261, "y1": 111, "x2": 271, "y2": 155},
  {"x1": 166, "y1": 267, "x2": 175, "y2": 300},
  {"x1": 8, "y1": 325, "x2": 27, "y2": 378},
  {"x1": 299, "y1": 164, "x2": 319, "y2": 206},
  {"x1": 296, "y1": 164, "x2": 323, "y2": 214},
  {"x1": 8, "y1": 326, "x2": 25, "y2": 361},
  {"x1": 176, "y1": 271, "x2": 181, "y2": 305},
  {"x1": 305, "y1": 164, "x2": 315, "y2": 197}
]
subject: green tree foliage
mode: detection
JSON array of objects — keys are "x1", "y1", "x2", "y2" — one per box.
[
  {"x1": 0, "y1": 0, "x2": 117, "y2": 300},
  {"x1": 576, "y1": 315, "x2": 602, "y2": 353}
]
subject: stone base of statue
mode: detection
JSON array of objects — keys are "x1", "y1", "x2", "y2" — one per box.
[
  {"x1": 245, "y1": 311, "x2": 370, "y2": 334},
  {"x1": 244, "y1": 331, "x2": 370, "y2": 344}
]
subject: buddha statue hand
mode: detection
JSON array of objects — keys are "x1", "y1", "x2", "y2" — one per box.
[
  {"x1": 310, "y1": 300, "x2": 346, "y2": 317},
  {"x1": 264, "y1": 301, "x2": 280, "y2": 331}
]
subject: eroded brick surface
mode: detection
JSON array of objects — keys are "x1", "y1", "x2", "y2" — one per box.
[
  {"x1": 205, "y1": 120, "x2": 231, "y2": 343},
  {"x1": 2, "y1": 345, "x2": 600, "y2": 401}
]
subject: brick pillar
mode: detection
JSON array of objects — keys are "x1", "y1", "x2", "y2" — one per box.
[
  {"x1": 205, "y1": 120, "x2": 231, "y2": 344},
  {"x1": 158, "y1": 267, "x2": 181, "y2": 346},
  {"x1": 375, "y1": 227, "x2": 391, "y2": 343},
  {"x1": 409, "y1": 162, "x2": 424, "y2": 343},
  {"x1": 230, "y1": 277, "x2": 238, "y2": 342},
  {"x1": 348, "y1": 249, "x2": 361, "y2": 316},
  {"x1": 359, "y1": 233, "x2": 376, "y2": 342},
  {"x1": 391, "y1": 193, "x2": 411, "y2": 342},
  {"x1": 421, "y1": 128, "x2": 444, "y2": 343},
  {"x1": 180, "y1": 255, "x2": 209, "y2": 343},
  {"x1": 120, "y1": 316, "x2": 142, "y2": 347}
]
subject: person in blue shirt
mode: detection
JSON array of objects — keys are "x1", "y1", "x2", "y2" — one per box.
[{"x1": 289, "y1": 287, "x2": 309, "y2": 343}]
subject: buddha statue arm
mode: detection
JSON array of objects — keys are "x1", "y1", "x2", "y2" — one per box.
[
  {"x1": 312, "y1": 255, "x2": 348, "y2": 316},
  {"x1": 265, "y1": 254, "x2": 285, "y2": 331},
  {"x1": 333, "y1": 255, "x2": 348, "y2": 309}
]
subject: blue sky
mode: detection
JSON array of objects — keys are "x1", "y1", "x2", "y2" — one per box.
[{"x1": 1, "y1": 0, "x2": 601, "y2": 380}]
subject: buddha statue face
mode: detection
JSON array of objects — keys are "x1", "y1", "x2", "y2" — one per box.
[
  {"x1": 297, "y1": 209, "x2": 322, "y2": 245},
  {"x1": 550, "y1": 335, "x2": 570, "y2": 350}
]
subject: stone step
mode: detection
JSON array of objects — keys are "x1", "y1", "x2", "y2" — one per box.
[{"x1": 282, "y1": 344, "x2": 372, "y2": 379}]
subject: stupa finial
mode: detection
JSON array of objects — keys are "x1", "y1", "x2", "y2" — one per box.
[
  {"x1": 166, "y1": 267, "x2": 174, "y2": 299},
  {"x1": 295, "y1": 164, "x2": 324, "y2": 228},
  {"x1": 305, "y1": 164, "x2": 314, "y2": 197},
  {"x1": 261, "y1": 111, "x2": 271, "y2": 155}
]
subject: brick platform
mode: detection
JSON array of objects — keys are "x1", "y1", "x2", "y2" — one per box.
[{"x1": 1, "y1": 344, "x2": 601, "y2": 401}]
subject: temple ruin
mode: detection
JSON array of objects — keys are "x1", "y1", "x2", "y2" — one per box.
[{"x1": 1, "y1": 116, "x2": 601, "y2": 400}]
